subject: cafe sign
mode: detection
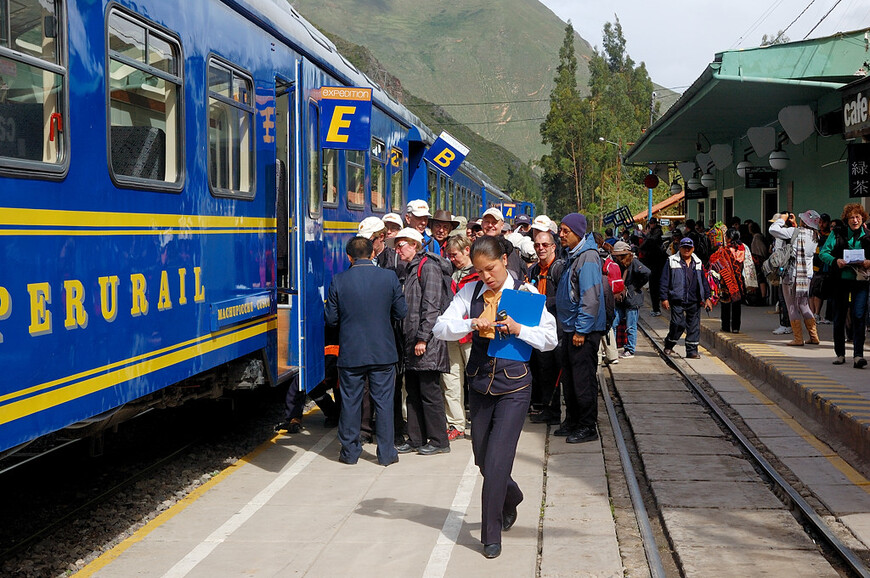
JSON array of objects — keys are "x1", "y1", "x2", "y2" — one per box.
[{"x1": 843, "y1": 80, "x2": 870, "y2": 139}]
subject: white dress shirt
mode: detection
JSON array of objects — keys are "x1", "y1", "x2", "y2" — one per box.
[{"x1": 432, "y1": 277, "x2": 558, "y2": 352}]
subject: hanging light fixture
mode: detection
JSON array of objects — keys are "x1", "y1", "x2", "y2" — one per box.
[
  {"x1": 736, "y1": 160, "x2": 751, "y2": 178},
  {"x1": 769, "y1": 149, "x2": 789, "y2": 170},
  {"x1": 669, "y1": 179, "x2": 682, "y2": 194},
  {"x1": 686, "y1": 177, "x2": 702, "y2": 191},
  {"x1": 700, "y1": 172, "x2": 716, "y2": 189}
]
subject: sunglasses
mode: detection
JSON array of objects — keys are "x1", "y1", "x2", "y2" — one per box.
[{"x1": 533, "y1": 243, "x2": 553, "y2": 248}]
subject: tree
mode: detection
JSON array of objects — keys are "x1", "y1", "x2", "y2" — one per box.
[
  {"x1": 539, "y1": 23, "x2": 586, "y2": 216},
  {"x1": 505, "y1": 161, "x2": 542, "y2": 206},
  {"x1": 761, "y1": 31, "x2": 790, "y2": 46},
  {"x1": 540, "y1": 16, "x2": 663, "y2": 226}
]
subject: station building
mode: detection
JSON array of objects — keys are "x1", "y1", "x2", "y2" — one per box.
[{"x1": 625, "y1": 29, "x2": 870, "y2": 226}]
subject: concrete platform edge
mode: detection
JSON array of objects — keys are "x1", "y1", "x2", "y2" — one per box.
[{"x1": 699, "y1": 323, "x2": 870, "y2": 462}]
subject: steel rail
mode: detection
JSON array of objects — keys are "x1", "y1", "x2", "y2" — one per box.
[
  {"x1": 637, "y1": 321, "x2": 870, "y2": 578},
  {"x1": 599, "y1": 368, "x2": 667, "y2": 578}
]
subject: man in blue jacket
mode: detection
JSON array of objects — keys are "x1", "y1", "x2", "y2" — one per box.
[
  {"x1": 555, "y1": 213, "x2": 607, "y2": 443},
  {"x1": 660, "y1": 238, "x2": 712, "y2": 359},
  {"x1": 326, "y1": 236, "x2": 408, "y2": 465}
]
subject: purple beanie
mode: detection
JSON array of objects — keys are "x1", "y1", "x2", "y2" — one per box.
[{"x1": 561, "y1": 213, "x2": 587, "y2": 238}]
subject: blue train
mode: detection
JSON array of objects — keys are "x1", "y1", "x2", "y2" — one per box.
[{"x1": 0, "y1": 0, "x2": 526, "y2": 456}]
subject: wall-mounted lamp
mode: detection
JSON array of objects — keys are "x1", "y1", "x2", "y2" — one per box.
[
  {"x1": 736, "y1": 160, "x2": 751, "y2": 179},
  {"x1": 669, "y1": 180, "x2": 682, "y2": 195},
  {"x1": 769, "y1": 149, "x2": 789, "y2": 171},
  {"x1": 700, "y1": 173, "x2": 716, "y2": 189}
]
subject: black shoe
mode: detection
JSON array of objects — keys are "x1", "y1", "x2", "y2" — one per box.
[
  {"x1": 530, "y1": 410, "x2": 561, "y2": 425},
  {"x1": 731, "y1": 329, "x2": 740, "y2": 334},
  {"x1": 395, "y1": 442, "x2": 416, "y2": 454},
  {"x1": 855, "y1": 357, "x2": 867, "y2": 369},
  {"x1": 502, "y1": 508, "x2": 517, "y2": 531},
  {"x1": 483, "y1": 543, "x2": 502, "y2": 559},
  {"x1": 566, "y1": 427, "x2": 598, "y2": 444},
  {"x1": 662, "y1": 348, "x2": 674, "y2": 357},
  {"x1": 417, "y1": 443, "x2": 450, "y2": 455},
  {"x1": 274, "y1": 419, "x2": 302, "y2": 434},
  {"x1": 338, "y1": 454, "x2": 357, "y2": 465},
  {"x1": 553, "y1": 423, "x2": 579, "y2": 436},
  {"x1": 381, "y1": 455, "x2": 399, "y2": 467},
  {"x1": 686, "y1": 351, "x2": 701, "y2": 359}
]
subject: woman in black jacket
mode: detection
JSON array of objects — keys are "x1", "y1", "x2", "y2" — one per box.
[{"x1": 389, "y1": 228, "x2": 451, "y2": 454}]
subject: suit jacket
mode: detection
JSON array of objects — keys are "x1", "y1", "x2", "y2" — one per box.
[{"x1": 325, "y1": 261, "x2": 408, "y2": 368}]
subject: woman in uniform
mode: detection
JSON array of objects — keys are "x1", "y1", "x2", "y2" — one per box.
[{"x1": 433, "y1": 236, "x2": 558, "y2": 559}]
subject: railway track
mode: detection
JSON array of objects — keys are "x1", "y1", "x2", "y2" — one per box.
[{"x1": 600, "y1": 322, "x2": 870, "y2": 577}]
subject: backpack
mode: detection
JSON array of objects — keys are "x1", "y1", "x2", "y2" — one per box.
[
  {"x1": 601, "y1": 266, "x2": 616, "y2": 332},
  {"x1": 762, "y1": 238, "x2": 794, "y2": 287},
  {"x1": 416, "y1": 252, "x2": 455, "y2": 313}
]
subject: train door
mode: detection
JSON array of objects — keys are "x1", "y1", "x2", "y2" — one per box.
[{"x1": 275, "y1": 80, "x2": 300, "y2": 382}]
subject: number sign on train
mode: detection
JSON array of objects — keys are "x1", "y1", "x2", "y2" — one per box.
[
  {"x1": 320, "y1": 86, "x2": 372, "y2": 150},
  {"x1": 424, "y1": 131, "x2": 469, "y2": 177}
]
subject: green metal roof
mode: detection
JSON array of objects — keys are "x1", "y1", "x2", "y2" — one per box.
[{"x1": 625, "y1": 29, "x2": 870, "y2": 165}]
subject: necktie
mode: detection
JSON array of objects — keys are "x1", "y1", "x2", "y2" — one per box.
[{"x1": 478, "y1": 289, "x2": 501, "y2": 339}]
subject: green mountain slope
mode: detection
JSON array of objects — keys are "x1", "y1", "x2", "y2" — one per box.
[
  {"x1": 324, "y1": 30, "x2": 541, "y2": 201},
  {"x1": 287, "y1": 0, "x2": 595, "y2": 163}
]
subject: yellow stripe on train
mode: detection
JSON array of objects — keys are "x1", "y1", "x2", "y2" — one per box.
[{"x1": 0, "y1": 317, "x2": 276, "y2": 426}]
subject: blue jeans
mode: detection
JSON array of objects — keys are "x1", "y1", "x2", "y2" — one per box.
[
  {"x1": 833, "y1": 280, "x2": 869, "y2": 358},
  {"x1": 615, "y1": 306, "x2": 638, "y2": 353}
]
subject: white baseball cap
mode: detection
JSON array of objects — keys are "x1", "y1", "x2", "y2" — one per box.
[
  {"x1": 358, "y1": 216, "x2": 386, "y2": 239},
  {"x1": 406, "y1": 200, "x2": 431, "y2": 218},
  {"x1": 383, "y1": 212, "x2": 403, "y2": 227},
  {"x1": 386, "y1": 227, "x2": 424, "y2": 248},
  {"x1": 530, "y1": 215, "x2": 556, "y2": 233},
  {"x1": 482, "y1": 207, "x2": 504, "y2": 222}
]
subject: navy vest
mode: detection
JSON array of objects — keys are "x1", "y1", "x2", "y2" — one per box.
[{"x1": 466, "y1": 278, "x2": 532, "y2": 396}]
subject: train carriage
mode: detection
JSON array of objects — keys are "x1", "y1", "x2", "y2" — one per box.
[{"x1": 0, "y1": 0, "x2": 517, "y2": 456}]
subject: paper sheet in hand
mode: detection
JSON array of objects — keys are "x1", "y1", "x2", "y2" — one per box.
[
  {"x1": 487, "y1": 289, "x2": 546, "y2": 362},
  {"x1": 844, "y1": 249, "x2": 865, "y2": 264}
]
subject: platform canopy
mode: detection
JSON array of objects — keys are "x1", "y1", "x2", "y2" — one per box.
[{"x1": 625, "y1": 30, "x2": 869, "y2": 166}]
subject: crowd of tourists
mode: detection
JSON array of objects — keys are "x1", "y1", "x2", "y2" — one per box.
[{"x1": 273, "y1": 198, "x2": 870, "y2": 558}]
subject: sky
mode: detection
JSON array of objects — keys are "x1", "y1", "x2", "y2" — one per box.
[{"x1": 538, "y1": 0, "x2": 870, "y2": 93}]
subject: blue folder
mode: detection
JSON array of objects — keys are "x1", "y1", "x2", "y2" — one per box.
[{"x1": 487, "y1": 289, "x2": 546, "y2": 362}]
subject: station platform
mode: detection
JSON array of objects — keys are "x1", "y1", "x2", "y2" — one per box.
[
  {"x1": 78, "y1": 416, "x2": 623, "y2": 577},
  {"x1": 644, "y1": 300, "x2": 870, "y2": 462}
]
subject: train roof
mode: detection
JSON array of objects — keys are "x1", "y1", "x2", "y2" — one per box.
[{"x1": 232, "y1": 0, "x2": 504, "y2": 194}]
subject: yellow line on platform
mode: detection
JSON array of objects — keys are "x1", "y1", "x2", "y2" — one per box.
[
  {"x1": 77, "y1": 409, "x2": 323, "y2": 577},
  {"x1": 704, "y1": 355, "x2": 870, "y2": 491}
]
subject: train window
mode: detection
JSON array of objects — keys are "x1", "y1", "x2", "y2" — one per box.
[
  {"x1": 307, "y1": 101, "x2": 321, "y2": 217},
  {"x1": 428, "y1": 166, "x2": 437, "y2": 209},
  {"x1": 370, "y1": 139, "x2": 385, "y2": 212},
  {"x1": 322, "y1": 148, "x2": 337, "y2": 206},
  {"x1": 390, "y1": 148, "x2": 403, "y2": 211},
  {"x1": 108, "y1": 10, "x2": 181, "y2": 187},
  {"x1": 448, "y1": 181, "x2": 455, "y2": 214},
  {"x1": 346, "y1": 149, "x2": 364, "y2": 209},
  {"x1": 207, "y1": 58, "x2": 254, "y2": 197},
  {"x1": 0, "y1": 0, "x2": 66, "y2": 173},
  {"x1": 439, "y1": 173, "x2": 447, "y2": 210}
]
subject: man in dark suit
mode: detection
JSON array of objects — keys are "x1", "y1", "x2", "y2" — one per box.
[{"x1": 326, "y1": 236, "x2": 408, "y2": 465}]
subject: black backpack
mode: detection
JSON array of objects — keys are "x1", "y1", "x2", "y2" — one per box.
[{"x1": 416, "y1": 252, "x2": 455, "y2": 313}]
